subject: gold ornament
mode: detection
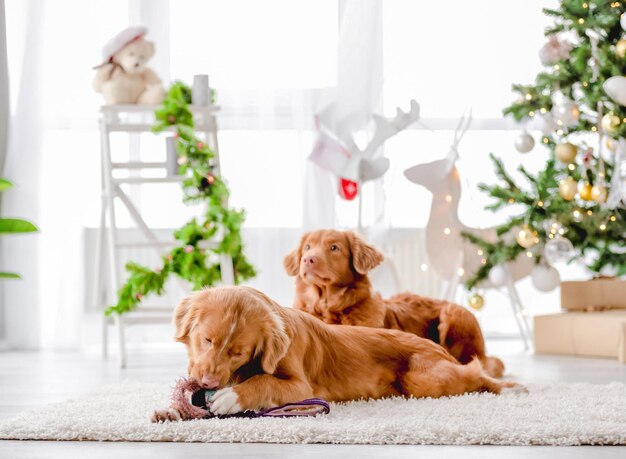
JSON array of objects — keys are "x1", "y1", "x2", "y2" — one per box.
[
  {"x1": 578, "y1": 181, "x2": 593, "y2": 201},
  {"x1": 591, "y1": 184, "x2": 608, "y2": 203},
  {"x1": 601, "y1": 113, "x2": 621, "y2": 134},
  {"x1": 555, "y1": 142, "x2": 578, "y2": 164},
  {"x1": 468, "y1": 293, "x2": 485, "y2": 311},
  {"x1": 616, "y1": 39, "x2": 626, "y2": 59},
  {"x1": 559, "y1": 177, "x2": 577, "y2": 201},
  {"x1": 516, "y1": 224, "x2": 539, "y2": 249}
]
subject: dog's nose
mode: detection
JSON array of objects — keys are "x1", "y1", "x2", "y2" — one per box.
[
  {"x1": 200, "y1": 375, "x2": 220, "y2": 389},
  {"x1": 303, "y1": 256, "x2": 317, "y2": 265}
]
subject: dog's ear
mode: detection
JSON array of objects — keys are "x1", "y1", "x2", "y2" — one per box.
[
  {"x1": 173, "y1": 295, "x2": 195, "y2": 343},
  {"x1": 283, "y1": 232, "x2": 309, "y2": 277},
  {"x1": 258, "y1": 299, "x2": 291, "y2": 374},
  {"x1": 347, "y1": 231, "x2": 384, "y2": 275}
]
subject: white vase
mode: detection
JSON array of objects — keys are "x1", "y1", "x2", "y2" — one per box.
[{"x1": 192, "y1": 74, "x2": 210, "y2": 106}]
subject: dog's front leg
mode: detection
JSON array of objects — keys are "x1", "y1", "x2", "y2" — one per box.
[{"x1": 210, "y1": 375, "x2": 313, "y2": 415}]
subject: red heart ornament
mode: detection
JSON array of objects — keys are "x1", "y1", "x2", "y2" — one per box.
[{"x1": 339, "y1": 178, "x2": 358, "y2": 200}]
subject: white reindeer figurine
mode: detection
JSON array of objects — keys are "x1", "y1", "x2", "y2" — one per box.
[
  {"x1": 403, "y1": 112, "x2": 533, "y2": 349},
  {"x1": 310, "y1": 100, "x2": 421, "y2": 228}
]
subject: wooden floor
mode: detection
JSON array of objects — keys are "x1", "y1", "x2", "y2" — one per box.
[{"x1": 1, "y1": 340, "x2": 625, "y2": 458}]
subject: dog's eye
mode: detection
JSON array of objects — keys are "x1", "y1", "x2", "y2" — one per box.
[
  {"x1": 330, "y1": 244, "x2": 338, "y2": 251},
  {"x1": 304, "y1": 244, "x2": 310, "y2": 250},
  {"x1": 205, "y1": 338, "x2": 212, "y2": 345}
]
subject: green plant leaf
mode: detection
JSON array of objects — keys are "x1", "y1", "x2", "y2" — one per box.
[
  {"x1": 0, "y1": 272, "x2": 21, "y2": 279},
  {"x1": 0, "y1": 179, "x2": 13, "y2": 192},
  {"x1": 0, "y1": 218, "x2": 38, "y2": 234}
]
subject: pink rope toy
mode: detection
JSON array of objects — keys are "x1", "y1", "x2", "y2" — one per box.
[{"x1": 170, "y1": 378, "x2": 330, "y2": 419}]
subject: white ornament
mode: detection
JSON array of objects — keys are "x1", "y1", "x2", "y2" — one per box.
[
  {"x1": 531, "y1": 264, "x2": 560, "y2": 292},
  {"x1": 621, "y1": 12, "x2": 626, "y2": 30},
  {"x1": 488, "y1": 265, "x2": 510, "y2": 287},
  {"x1": 514, "y1": 131, "x2": 535, "y2": 153},
  {"x1": 538, "y1": 35, "x2": 572, "y2": 65},
  {"x1": 544, "y1": 237, "x2": 574, "y2": 264},
  {"x1": 603, "y1": 76, "x2": 626, "y2": 106},
  {"x1": 551, "y1": 97, "x2": 580, "y2": 128},
  {"x1": 529, "y1": 112, "x2": 556, "y2": 135}
]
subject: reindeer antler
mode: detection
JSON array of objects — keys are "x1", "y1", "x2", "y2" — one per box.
[{"x1": 362, "y1": 99, "x2": 420, "y2": 159}]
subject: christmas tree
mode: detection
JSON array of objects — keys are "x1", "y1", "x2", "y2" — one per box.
[{"x1": 464, "y1": 1, "x2": 626, "y2": 291}]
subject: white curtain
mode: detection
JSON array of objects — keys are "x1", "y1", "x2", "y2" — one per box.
[
  {"x1": 2, "y1": 0, "x2": 126, "y2": 349},
  {"x1": 2, "y1": 0, "x2": 44, "y2": 348},
  {"x1": 304, "y1": 0, "x2": 384, "y2": 230},
  {"x1": 0, "y1": 0, "x2": 436, "y2": 350}
]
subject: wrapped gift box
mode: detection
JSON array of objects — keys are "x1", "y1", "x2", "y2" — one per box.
[
  {"x1": 561, "y1": 279, "x2": 626, "y2": 311},
  {"x1": 534, "y1": 311, "x2": 626, "y2": 363}
]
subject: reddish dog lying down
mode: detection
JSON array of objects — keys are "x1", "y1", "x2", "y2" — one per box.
[
  {"x1": 283, "y1": 229, "x2": 505, "y2": 378},
  {"x1": 152, "y1": 286, "x2": 522, "y2": 421}
]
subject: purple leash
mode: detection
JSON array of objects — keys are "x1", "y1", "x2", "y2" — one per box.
[{"x1": 191, "y1": 389, "x2": 330, "y2": 419}]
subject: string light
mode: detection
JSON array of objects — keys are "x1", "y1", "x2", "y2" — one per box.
[
  {"x1": 420, "y1": 263, "x2": 428, "y2": 272},
  {"x1": 525, "y1": 93, "x2": 532, "y2": 100},
  {"x1": 548, "y1": 233, "x2": 555, "y2": 239},
  {"x1": 554, "y1": 64, "x2": 560, "y2": 70},
  {"x1": 457, "y1": 268, "x2": 465, "y2": 277},
  {"x1": 537, "y1": 200, "x2": 544, "y2": 207},
  {"x1": 610, "y1": 215, "x2": 617, "y2": 222},
  {"x1": 582, "y1": 2, "x2": 588, "y2": 7},
  {"x1": 578, "y1": 18, "x2": 584, "y2": 24},
  {"x1": 573, "y1": 209, "x2": 581, "y2": 219},
  {"x1": 480, "y1": 258, "x2": 487, "y2": 265},
  {"x1": 526, "y1": 251, "x2": 533, "y2": 258},
  {"x1": 568, "y1": 163, "x2": 576, "y2": 171},
  {"x1": 543, "y1": 138, "x2": 549, "y2": 144},
  {"x1": 445, "y1": 194, "x2": 452, "y2": 203},
  {"x1": 558, "y1": 228, "x2": 565, "y2": 235},
  {"x1": 600, "y1": 223, "x2": 607, "y2": 231},
  {"x1": 477, "y1": 249, "x2": 484, "y2": 256},
  {"x1": 582, "y1": 81, "x2": 588, "y2": 87},
  {"x1": 591, "y1": 126, "x2": 597, "y2": 132},
  {"x1": 540, "y1": 108, "x2": 547, "y2": 114},
  {"x1": 587, "y1": 210, "x2": 593, "y2": 216},
  {"x1": 443, "y1": 227, "x2": 451, "y2": 235},
  {"x1": 508, "y1": 198, "x2": 515, "y2": 204},
  {"x1": 556, "y1": 129, "x2": 564, "y2": 135},
  {"x1": 529, "y1": 111, "x2": 535, "y2": 117}
]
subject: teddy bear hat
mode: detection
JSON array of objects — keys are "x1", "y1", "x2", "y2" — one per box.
[{"x1": 101, "y1": 25, "x2": 148, "y2": 63}]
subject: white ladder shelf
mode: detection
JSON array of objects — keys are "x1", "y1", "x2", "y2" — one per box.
[{"x1": 94, "y1": 104, "x2": 234, "y2": 368}]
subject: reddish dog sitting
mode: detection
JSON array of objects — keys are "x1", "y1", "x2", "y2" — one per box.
[
  {"x1": 283, "y1": 229, "x2": 505, "y2": 378},
  {"x1": 152, "y1": 286, "x2": 522, "y2": 421}
]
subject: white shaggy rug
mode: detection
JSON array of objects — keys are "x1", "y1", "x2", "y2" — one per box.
[{"x1": 0, "y1": 381, "x2": 625, "y2": 445}]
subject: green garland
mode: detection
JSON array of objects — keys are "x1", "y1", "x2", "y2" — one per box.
[
  {"x1": 464, "y1": 0, "x2": 626, "y2": 290},
  {"x1": 105, "y1": 82, "x2": 256, "y2": 315}
]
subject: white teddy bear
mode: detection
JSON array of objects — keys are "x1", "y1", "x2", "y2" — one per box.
[{"x1": 93, "y1": 26, "x2": 165, "y2": 105}]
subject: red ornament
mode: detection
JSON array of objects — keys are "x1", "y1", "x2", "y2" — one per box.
[
  {"x1": 168, "y1": 115, "x2": 176, "y2": 123},
  {"x1": 197, "y1": 142, "x2": 204, "y2": 149},
  {"x1": 338, "y1": 178, "x2": 358, "y2": 201},
  {"x1": 207, "y1": 174, "x2": 215, "y2": 184}
]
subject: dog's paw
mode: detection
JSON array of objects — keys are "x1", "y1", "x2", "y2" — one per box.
[
  {"x1": 209, "y1": 387, "x2": 242, "y2": 415},
  {"x1": 151, "y1": 407, "x2": 182, "y2": 423},
  {"x1": 500, "y1": 383, "x2": 529, "y2": 396}
]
